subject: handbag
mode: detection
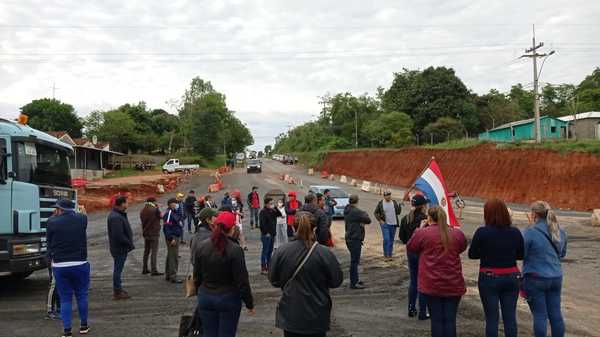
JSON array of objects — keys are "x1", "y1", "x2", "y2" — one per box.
[{"x1": 283, "y1": 241, "x2": 318, "y2": 290}]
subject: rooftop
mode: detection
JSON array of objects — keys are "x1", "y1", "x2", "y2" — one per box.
[{"x1": 558, "y1": 111, "x2": 600, "y2": 122}]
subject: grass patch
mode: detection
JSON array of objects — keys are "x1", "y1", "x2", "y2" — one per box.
[
  {"x1": 422, "y1": 139, "x2": 488, "y2": 150},
  {"x1": 497, "y1": 140, "x2": 600, "y2": 155},
  {"x1": 178, "y1": 154, "x2": 226, "y2": 169},
  {"x1": 289, "y1": 151, "x2": 327, "y2": 168}
]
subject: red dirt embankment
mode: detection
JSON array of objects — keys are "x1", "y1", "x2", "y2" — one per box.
[{"x1": 321, "y1": 144, "x2": 600, "y2": 211}]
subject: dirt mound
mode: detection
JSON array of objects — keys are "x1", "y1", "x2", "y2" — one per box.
[{"x1": 321, "y1": 144, "x2": 600, "y2": 211}]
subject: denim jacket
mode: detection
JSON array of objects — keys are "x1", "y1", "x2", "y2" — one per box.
[{"x1": 522, "y1": 220, "x2": 567, "y2": 278}]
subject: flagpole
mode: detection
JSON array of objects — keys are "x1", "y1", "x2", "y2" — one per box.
[{"x1": 402, "y1": 156, "x2": 436, "y2": 201}]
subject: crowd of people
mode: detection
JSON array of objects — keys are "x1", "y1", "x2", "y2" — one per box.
[{"x1": 43, "y1": 181, "x2": 569, "y2": 337}]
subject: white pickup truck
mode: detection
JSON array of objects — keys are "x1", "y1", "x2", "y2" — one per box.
[{"x1": 162, "y1": 158, "x2": 199, "y2": 174}]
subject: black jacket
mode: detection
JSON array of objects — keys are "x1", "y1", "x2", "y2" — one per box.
[
  {"x1": 399, "y1": 210, "x2": 427, "y2": 244},
  {"x1": 300, "y1": 203, "x2": 330, "y2": 245},
  {"x1": 344, "y1": 204, "x2": 371, "y2": 242},
  {"x1": 259, "y1": 207, "x2": 282, "y2": 236},
  {"x1": 269, "y1": 239, "x2": 343, "y2": 334},
  {"x1": 374, "y1": 199, "x2": 401, "y2": 225},
  {"x1": 47, "y1": 211, "x2": 88, "y2": 263},
  {"x1": 184, "y1": 196, "x2": 197, "y2": 214},
  {"x1": 193, "y1": 237, "x2": 254, "y2": 309},
  {"x1": 107, "y1": 208, "x2": 135, "y2": 257}
]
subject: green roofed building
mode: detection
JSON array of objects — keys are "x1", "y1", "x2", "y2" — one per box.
[{"x1": 479, "y1": 116, "x2": 569, "y2": 142}]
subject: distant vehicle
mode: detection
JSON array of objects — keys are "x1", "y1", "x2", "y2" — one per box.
[
  {"x1": 272, "y1": 154, "x2": 282, "y2": 161},
  {"x1": 258, "y1": 151, "x2": 264, "y2": 158},
  {"x1": 0, "y1": 116, "x2": 76, "y2": 279},
  {"x1": 162, "y1": 159, "x2": 199, "y2": 174},
  {"x1": 246, "y1": 159, "x2": 262, "y2": 174},
  {"x1": 282, "y1": 155, "x2": 295, "y2": 165},
  {"x1": 308, "y1": 185, "x2": 349, "y2": 218},
  {"x1": 248, "y1": 150, "x2": 257, "y2": 159}
]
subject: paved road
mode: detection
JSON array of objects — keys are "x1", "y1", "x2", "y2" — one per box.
[{"x1": 1, "y1": 159, "x2": 598, "y2": 337}]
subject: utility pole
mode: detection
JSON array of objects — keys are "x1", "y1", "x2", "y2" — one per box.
[
  {"x1": 51, "y1": 82, "x2": 59, "y2": 99},
  {"x1": 354, "y1": 109, "x2": 358, "y2": 148},
  {"x1": 521, "y1": 24, "x2": 555, "y2": 143}
]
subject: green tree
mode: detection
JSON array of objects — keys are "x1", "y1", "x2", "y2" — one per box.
[
  {"x1": 264, "y1": 145, "x2": 272, "y2": 156},
  {"x1": 541, "y1": 84, "x2": 576, "y2": 117},
  {"x1": 474, "y1": 89, "x2": 520, "y2": 130},
  {"x1": 21, "y1": 98, "x2": 83, "y2": 137},
  {"x1": 508, "y1": 84, "x2": 534, "y2": 119},
  {"x1": 190, "y1": 92, "x2": 228, "y2": 159},
  {"x1": 363, "y1": 111, "x2": 414, "y2": 147},
  {"x1": 83, "y1": 110, "x2": 104, "y2": 138},
  {"x1": 423, "y1": 117, "x2": 466, "y2": 144},
  {"x1": 96, "y1": 109, "x2": 138, "y2": 153},
  {"x1": 576, "y1": 67, "x2": 600, "y2": 112}
]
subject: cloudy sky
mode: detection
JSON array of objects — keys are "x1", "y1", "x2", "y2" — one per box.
[{"x1": 1, "y1": 0, "x2": 599, "y2": 150}]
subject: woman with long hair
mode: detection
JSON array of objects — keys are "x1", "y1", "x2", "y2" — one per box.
[
  {"x1": 469, "y1": 199, "x2": 524, "y2": 337},
  {"x1": 522, "y1": 201, "x2": 568, "y2": 337},
  {"x1": 269, "y1": 212, "x2": 343, "y2": 337},
  {"x1": 407, "y1": 206, "x2": 467, "y2": 337},
  {"x1": 399, "y1": 194, "x2": 429, "y2": 319},
  {"x1": 193, "y1": 212, "x2": 255, "y2": 337}
]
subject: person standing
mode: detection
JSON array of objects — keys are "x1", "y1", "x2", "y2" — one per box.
[
  {"x1": 184, "y1": 190, "x2": 197, "y2": 234},
  {"x1": 407, "y1": 206, "x2": 467, "y2": 337},
  {"x1": 399, "y1": 194, "x2": 429, "y2": 319},
  {"x1": 522, "y1": 201, "x2": 568, "y2": 337},
  {"x1": 47, "y1": 199, "x2": 90, "y2": 337},
  {"x1": 374, "y1": 191, "x2": 402, "y2": 261},
  {"x1": 191, "y1": 208, "x2": 219, "y2": 266},
  {"x1": 107, "y1": 196, "x2": 135, "y2": 300},
  {"x1": 269, "y1": 211, "x2": 344, "y2": 337},
  {"x1": 231, "y1": 195, "x2": 247, "y2": 251},
  {"x1": 468, "y1": 199, "x2": 524, "y2": 337},
  {"x1": 45, "y1": 264, "x2": 61, "y2": 320},
  {"x1": 259, "y1": 197, "x2": 282, "y2": 274},
  {"x1": 140, "y1": 197, "x2": 163, "y2": 276},
  {"x1": 323, "y1": 189, "x2": 337, "y2": 217},
  {"x1": 175, "y1": 193, "x2": 186, "y2": 243},
  {"x1": 344, "y1": 195, "x2": 371, "y2": 290},
  {"x1": 301, "y1": 194, "x2": 330, "y2": 246},
  {"x1": 274, "y1": 199, "x2": 288, "y2": 249},
  {"x1": 221, "y1": 191, "x2": 232, "y2": 208},
  {"x1": 285, "y1": 191, "x2": 302, "y2": 238},
  {"x1": 163, "y1": 198, "x2": 183, "y2": 283},
  {"x1": 204, "y1": 195, "x2": 218, "y2": 209},
  {"x1": 247, "y1": 186, "x2": 261, "y2": 230},
  {"x1": 193, "y1": 212, "x2": 256, "y2": 337}
]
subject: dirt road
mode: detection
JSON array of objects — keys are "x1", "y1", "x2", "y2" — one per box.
[{"x1": 1, "y1": 160, "x2": 599, "y2": 337}]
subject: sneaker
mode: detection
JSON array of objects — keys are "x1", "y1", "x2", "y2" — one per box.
[
  {"x1": 170, "y1": 278, "x2": 183, "y2": 284},
  {"x1": 113, "y1": 289, "x2": 131, "y2": 300},
  {"x1": 45, "y1": 311, "x2": 60, "y2": 320},
  {"x1": 408, "y1": 308, "x2": 417, "y2": 318},
  {"x1": 142, "y1": 270, "x2": 150, "y2": 275},
  {"x1": 350, "y1": 284, "x2": 366, "y2": 290},
  {"x1": 79, "y1": 325, "x2": 90, "y2": 334},
  {"x1": 61, "y1": 329, "x2": 72, "y2": 337},
  {"x1": 150, "y1": 271, "x2": 164, "y2": 276},
  {"x1": 418, "y1": 313, "x2": 430, "y2": 321}
]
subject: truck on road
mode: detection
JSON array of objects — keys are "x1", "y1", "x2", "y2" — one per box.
[
  {"x1": 162, "y1": 158, "x2": 199, "y2": 174},
  {"x1": 0, "y1": 117, "x2": 76, "y2": 279}
]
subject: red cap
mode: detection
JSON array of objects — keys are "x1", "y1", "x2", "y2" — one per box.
[
  {"x1": 288, "y1": 191, "x2": 297, "y2": 197},
  {"x1": 215, "y1": 211, "x2": 236, "y2": 230}
]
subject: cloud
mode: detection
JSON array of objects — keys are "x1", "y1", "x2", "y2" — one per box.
[{"x1": 0, "y1": 0, "x2": 599, "y2": 150}]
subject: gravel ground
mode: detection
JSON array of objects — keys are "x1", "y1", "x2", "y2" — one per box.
[{"x1": 1, "y1": 160, "x2": 598, "y2": 337}]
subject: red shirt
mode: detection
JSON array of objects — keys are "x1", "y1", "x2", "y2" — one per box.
[
  {"x1": 250, "y1": 192, "x2": 260, "y2": 209},
  {"x1": 406, "y1": 224, "x2": 467, "y2": 297}
]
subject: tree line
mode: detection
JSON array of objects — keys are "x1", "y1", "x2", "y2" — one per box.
[
  {"x1": 273, "y1": 67, "x2": 600, "y2": 153},
  {"x1": 19, "y1": 77, "x2": 254, "y2": 160}
]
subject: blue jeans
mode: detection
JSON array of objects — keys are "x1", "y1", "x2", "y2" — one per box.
[
  {"x1": 261, "y1": 234, "x2": 274, "y2": 269},
  {"x1": 53, "y1": 263, "x2": 90, "y2": 332},
  {"x1": 197, "y1": 287, "x2": 242, "y2": 337},
  {"x1": 250, "y1": 208, "x2": 259, "y2": 226},
  {"x1": 407, "y1": 252, "x2": 427, "y2": 315},
  {"x1": 112, "y1": 254, "x2": 127, "y2": 290},
  {"x1": 346, "y1": 240, "x2": 362, "y2": 287},
  {"x1": 425, "y1": 295, "x2": 461, "y2": 337},
  {"x1": 524, "y1": 275, "x2": 565, "y2": 337},
  {"x1": 380, "y1": 224, "x2": 397, "y2": 257},
  {"x1": 478, "y1": 272, "x2": 519, "y2": 337},
  {"x1": 185, "y1": 211, "x2": 194, "y2": 232}
]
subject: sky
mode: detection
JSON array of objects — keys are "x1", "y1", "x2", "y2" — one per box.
[{"x1": 1, "y1": 0, "x2": 599, "y2": 151}]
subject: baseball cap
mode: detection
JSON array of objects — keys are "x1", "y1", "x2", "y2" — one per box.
[
  {"x1": 411, "y1": 194, "x2": 428, "y2": 207},
  {"x1": 383, "y1": 191, "x2": 392, "y2": 196},
  {"x1": 215, "y1": 211, "x2": 236, "y2": 230},
  {"x1": 176, "y1": 192, "x2": 184, "y2": 198},
  {"x1": 198, "y1": 208, "x2": 218, "y2": 222},
  {"x1": 53, "y1": 198, "x2": 75, "y2": 211}
]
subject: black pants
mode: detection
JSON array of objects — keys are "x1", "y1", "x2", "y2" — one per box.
[
  {"x1": 284, "y1": 331, "x2": 326, "y2": 337},
  {"x1": 143, "y1": 238, "x2": 159, "y2": 273}
]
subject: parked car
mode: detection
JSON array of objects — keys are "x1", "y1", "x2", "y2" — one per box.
[
  {"x1": 247, "y1": 159, "x2": 262, "y2": 173},
  {"x1": 162, "y1": 158, "x2": 199, "y2": 174},
  {"x1": 308, "y1": 185, "x2": 349, "y2": 218}
]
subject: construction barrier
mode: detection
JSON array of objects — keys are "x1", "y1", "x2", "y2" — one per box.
[
  {"x1": 320, "y1": 171, "x2": 329, "y2": 179},
  {"x1": 340, "y1": 175, "x2": 347, "y2": 184},
  {"x1": 308, "y1": 168, "x2": 314, "y2": 176},
  {"x1": 156, "y1": 184, "x2": 165, "y2": 194},
  {"x1": 592, "y1": 209, "x2": 600, "y2": 227},
  {"x1": 328, "y1": 174, "x2": 335, "y2": 181},
  {"x1": 71, "y1": 178, "x2": 88, "y2": 188},
  {"x1": 350, "y1": 179, "x2": 358, "y2": 187},
  {"x1": 361, "y1": 180, "x2": 371, "y2": 192},
  {"x1": 208, "y1": 184, "x2": 220, "y2": 193}
]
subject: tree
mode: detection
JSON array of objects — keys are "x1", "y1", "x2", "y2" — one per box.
[
  {"x1": 508, "y1": 84, "x2": 534, "y2": 119},
  {"x1": 474, "y1": 89, "x2": 520, "y2": 130},
  {"x1": 21, "y1": 98, "x2": 83, "y2": 137},
  {"x1": 423, "y1": 117, "x2": 466, "y2": 144},
  {"x1": 576, "y1": 67, "x2": 600, "y2": 112},
  {"x1": 83, "y1": 110, "x2": 104, "y2": 138},
  {"x1": 264, "y1": 145, "x2": 272, "y2": 156},
  {"x1": 189, "y1": 92, "x2": 228, "y2": 159},
  {"x1": 541, "y1": 84, "x2": 576, "y2": 117},
  {"x1": 96, "y1": 109, "x2": 138, "y2": 153},
  {"x1": 363, "y1": 111, "x2": 414, "y2": 147}
]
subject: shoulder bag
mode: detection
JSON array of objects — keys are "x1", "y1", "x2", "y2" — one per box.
[{"x1": 283, "y1": 241, "x2": 318, "y2": 290}]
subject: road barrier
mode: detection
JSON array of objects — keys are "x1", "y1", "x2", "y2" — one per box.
[
  {"x1": 308, "y1": 168, "x2": 314, "y2": 176},
  {"x1": 593, "y1": 209, "x2": 600, "y2": 227},
  {"x1": 157, "y1": 184, "x2": 165, "y2": 194},
  {"x1": 361, "y1": 180, "x2": 371, "y2": 192},
  {"x1": 320, "y1": 171, "x2": 329, "y2": 179},
  {"x1": 350, "y1": 179, "x2": 357, "y2": 187},
  {"x1": 329, "y1": 174, "x2": 335, "y2": 181},
  {"x1": 340, "y1": 175, "x2": 347, "y2": 184}
]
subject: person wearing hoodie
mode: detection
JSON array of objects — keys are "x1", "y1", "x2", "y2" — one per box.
[
  {"x1": 344, "y1": 195, "x2": 372, "y2": 290},
  {"x1": 163, "y1": 198, "x2": 183, "y2": 283},
  {"x1": 140, "y1": 197, "x2": 163, "y2": 276},
  {"x1": 107, "y1": 196, "x2": 135, "y2": 300},
  {"x1": 191, "y1": 207, "x2": 219, "y2": 266},
  {"x1": 300, "y1": 193, "x2": 330, "y2": 245},
  {"x1": 259, "y1": 197, "x2": 282, "y2": 274},
  {"x1": 184, "y1": 190, "x2": 197, "y2": 234},
  {"x1": 285, "y1": 191, "x2": 302, "y2": 237}
]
